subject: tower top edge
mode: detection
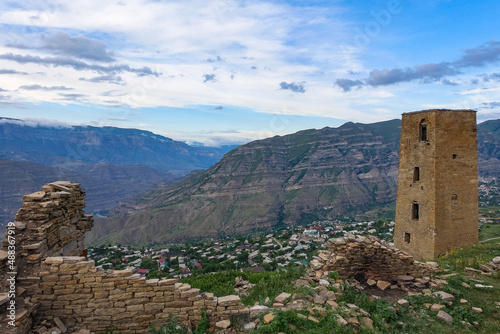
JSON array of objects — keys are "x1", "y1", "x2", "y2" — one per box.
[{"x1": 402, "y1": 109, "x2": 477, "y2": 116}]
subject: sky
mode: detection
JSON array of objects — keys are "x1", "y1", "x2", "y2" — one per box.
[{"x1": 0, "y1": 0, "x2": 499, "y2": 147}]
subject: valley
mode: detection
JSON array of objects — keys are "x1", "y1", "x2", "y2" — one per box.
[{"x1": 89, "y1": 119, "x2": 500, "y2": 246}]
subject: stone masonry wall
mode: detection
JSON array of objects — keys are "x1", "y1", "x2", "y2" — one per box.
[
  {"x1": 307, "y1": 234, "x2": 435, "y2": 282},
  {"x1": 35, "y1": 257, "x2": 247, "y2": 333},
  {"x1": 0, "y1": 182, "x2": 249, "y2": 334},
  {"x1": 0, "y1": 181, "x2": 93, "y2": 333},
  {"x1": 394, "y1": 109, "x2": 478, "y2": 259}
]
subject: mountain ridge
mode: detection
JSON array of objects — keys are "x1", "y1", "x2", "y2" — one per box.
[
  {"x1": 88, "y1": 119, "x2": 403, "y2": 245},
  {"x1": 0, "y1": 117, "x2": 231, "y2": 175},
  {"x1": 88, "y1": 118, "x2": 500, "y2": 246},
  {"x1": 0, "y1": 118, "x2": 233, "y2": 229}
]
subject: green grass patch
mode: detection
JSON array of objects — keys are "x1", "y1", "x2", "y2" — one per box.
[
  {"x1": 436, "y1": 243, "x2": 500, "y2": 271},
  {"x1": 181, "y1": 267, "x2": 305, "y2": 303},
  {"x1": 181, "y1": 271, "x2": 241, "y2": 297},
  {"x1": 241, "y1": 268, "x2": 305, "y2": 306},
  {"x1": 479, "y1": 222, "x2": 500, "y2": 242},
  {"x1": 251, "y1": 310, "x2": 354, "y2": 334}
]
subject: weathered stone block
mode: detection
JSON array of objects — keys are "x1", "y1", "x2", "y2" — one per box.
[
  {"x1": 159, "y1": 278, "x2": 179, "y2": 286},
  {"x1": 109, "y1": 270, "x2": 133, "y2": 277},
  {"x1": 23, "y1": 191, "x2": 46, "y2": 201},
  {"x1": 164, "y1": 301, "x2": 193, "y2": 308},
  {"x1": 109, "y1": 292, "x2": 133, "y2": 301},
  {"x1": 126, "y1": 304, "x2": 144, "y2": 312},
  {"x1": 144, "y1": 303, "x2": 165, "y2": 313},
  {"x1": 134, "y1": 291, "x2": 156, "y2": 298},
  {"x1": 180, "y1": 288, "x2": 200, "y2": 299},
  {"x1": 42, "y1": 275, "x2": 60, "y2": 282},
  {"x1": 152, "y1": 295, "x2": 174, "y2": 303},
  {"x1": 94, "y1": 308, "x2": 126, "y2": 316},
  {"x1": 217, "y1": 295, "x2": 241, "y2": 307}
]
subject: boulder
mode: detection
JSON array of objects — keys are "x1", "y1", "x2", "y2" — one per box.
[
  {"x1": 310, "y1": 259, "x2": 324, "y2": 270},
  {"x1": 319, "y1": 279, "x2": 330, "y2": 287},
  {"x1": 263, "y1": 313, "x2": 275, "y2": 323},
  {"x1": 437, "y1": 310, "x2": 453, "y2": 324},
  {"x1": 313, "y1": 295, "x2": 326, "y2": 305},
  {"x1": 243, "y1": 322, "x2": 256, "y2": 331},
  {"x1": 308, "y1": 315, "x2": 320, "y2": 323},
  {"x1": 215, "y1": 320, "x2": 231, "y2": 329},
  {"x1": 397, "y1": 299, "x2": 410, "y2": 307},
  {"x1": 377, "y1": 280, "x2": 391, "y2": 291},
  {"x1": 433, "y1": 291, "x2": 455, "y2": 302},
  {"x1": 274, "y1": 292, "x2": 291, "y2": 304},
  {"x1": 360, "y1": 317, "x2": 374, "y2": 330},
  {"x1": 335, "y1": 315, "x2": 348, "y2": 326},
  {"x1": 431, "y1": 304, "x2": 445, "y2": 312}
]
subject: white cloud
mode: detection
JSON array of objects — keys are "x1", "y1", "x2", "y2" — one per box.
[
  {"x1": 0, "y1": 117, "x2": 72, "y2": 128},
  {"x1": 1, "y1": 0, "x2": 499, "y2": 137},
  {"x1": 0, "y1": 0, "x2": 366, "y2": 121}
]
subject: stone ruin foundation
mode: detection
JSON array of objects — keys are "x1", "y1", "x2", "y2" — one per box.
[
  {"x1": 0, "y1": 182, "x2": 438, "y2": 333},
  {"x1": 306, "y1": 234, "x2": 436, "y2": 283}
]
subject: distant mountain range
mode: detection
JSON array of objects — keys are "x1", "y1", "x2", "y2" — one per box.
[
  {"x1": 0, "y1": 117, "x2": 233, "y2": 175},
  {"x1": 0, "y1": 118, "x2": 235, "y2": 228},
  {"x1": 87, "y1": 118, "x2": 500, "y2": 247}
]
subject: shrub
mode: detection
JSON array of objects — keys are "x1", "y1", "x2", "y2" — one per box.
[
  {"x1": 101, "y1": 324, "x2": 120, "y2": 334},
  {"x1": 148, "y1": 314, "x2": 187, "y2": 334},
  {"x1": 449, "y1": 306, "x2": 480, "y2": 325},
  {"x1": 193, "y1": 309, "x2": 210, "y2": 334}
]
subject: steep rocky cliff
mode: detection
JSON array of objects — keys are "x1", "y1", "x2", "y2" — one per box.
[
  {"x1": 89, "y1": 118, "x2": 500, "y2": 246},
  {"x1": 477, "y1": 119, "x2": 500, "y2": 177},
  {"x1": 89, "y1": 120, "x2": 402, "y2": 245}
]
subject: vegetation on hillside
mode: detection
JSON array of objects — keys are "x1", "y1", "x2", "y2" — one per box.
[{"x1": 182, "y1": 239, "x2": 500, "y2": 333}]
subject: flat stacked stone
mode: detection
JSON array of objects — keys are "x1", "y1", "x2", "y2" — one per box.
[
  {"x1": 0, "y1": 182, "x2": 93, "y2": 334},
  {"x1": 307, "y1": 235, "x2": 436, "y2": 283}
]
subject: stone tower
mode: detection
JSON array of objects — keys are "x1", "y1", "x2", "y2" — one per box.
[{"x1": 394, "y1": 109, "x2": 478, "y2": 259}]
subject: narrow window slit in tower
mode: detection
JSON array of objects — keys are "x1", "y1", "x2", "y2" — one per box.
[
  {"x1": 453, "y1": 154, "x2": 457, "y2": 160},
  {"x1": 419, "y1": 119, "x2": 427, "y2": 141},
  {"x1": 404, "y1": 232, "x2": 411, "y2": 244},
  {"x1": 412, "y1": 202, "x2": 419, "y2": 220},
  {"x1": 413, "y1": 166, "x2": 420, "y2": 182}
]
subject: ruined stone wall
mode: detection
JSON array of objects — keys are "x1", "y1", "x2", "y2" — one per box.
[
  {"x1": 307, "y1": 235, "x2": 435, "y2": 282},
  {"x1": 0, "y1": 182, "x2": 249, "y2": 334},
  {"x1": 0, "y1": 182, "x2": 93, "y2": 333},
  {"x1": 35, "y1": 257, "x2": 247, "y2": 333}
]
